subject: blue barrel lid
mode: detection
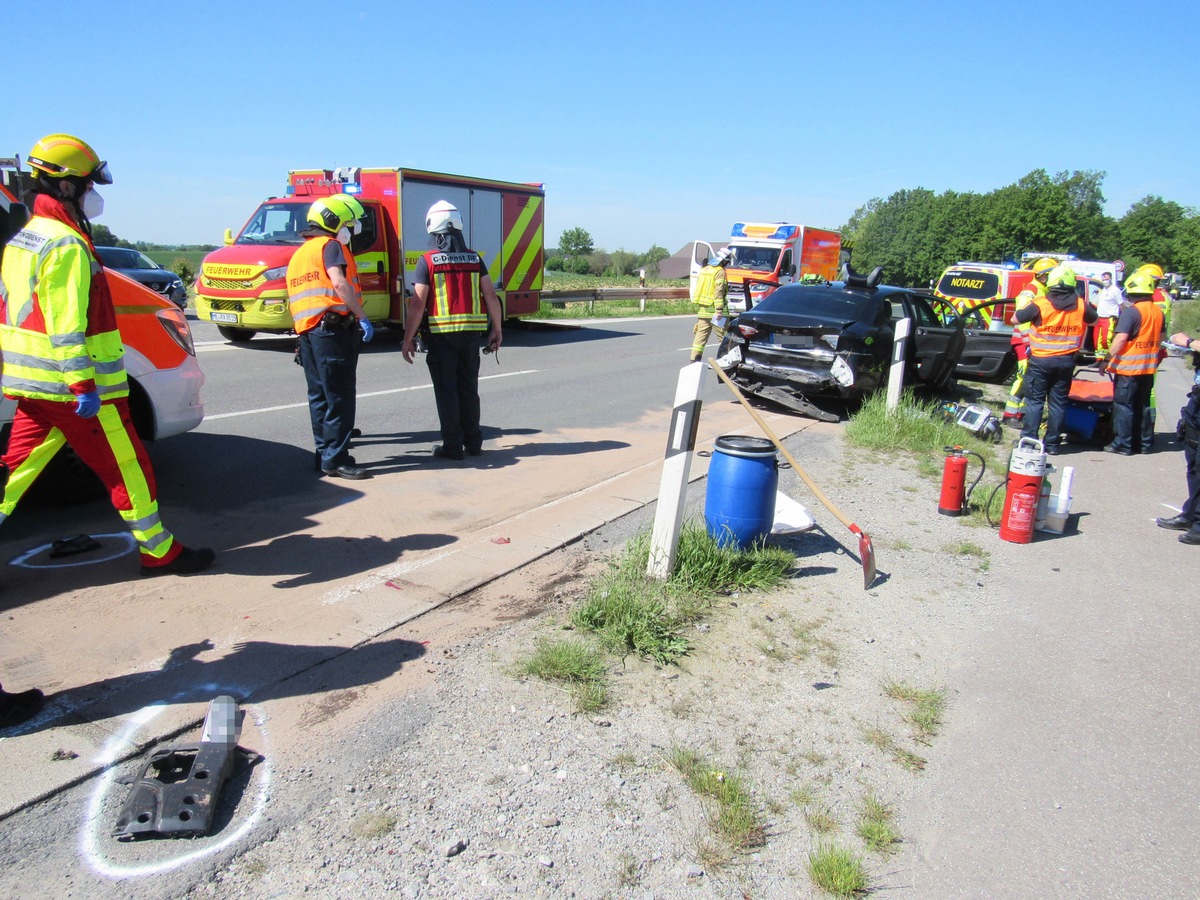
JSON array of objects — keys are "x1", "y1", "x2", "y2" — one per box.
[{"x1": 713, "y1": 435, "x2": 777, "y2": 458}]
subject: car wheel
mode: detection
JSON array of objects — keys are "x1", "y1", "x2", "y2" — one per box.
[{"x1": 217, "y1": 326, "x2": 257, "y2": 343}]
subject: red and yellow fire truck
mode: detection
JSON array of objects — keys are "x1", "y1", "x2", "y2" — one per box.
[{"x1": 195, "y1": 167, "x2": 545, "y2": 342}]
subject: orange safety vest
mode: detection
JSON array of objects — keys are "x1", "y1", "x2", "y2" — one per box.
[
  {"x1": 1028, "y1": 296, "x2": 1085, "y2": 358},
  {"x1": 422, "y1": 249, "x2": 488, "y2": 334},
  {"x1": 1108, "y1": 300, "x2": 1164, "y2": 377},
  {"x1": 286, "y1": 236, "x2": 359, "y2": 334}
]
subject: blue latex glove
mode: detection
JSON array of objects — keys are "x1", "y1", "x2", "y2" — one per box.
[
  {"x1": 359, "y1": 318, "x2": 374, "y2": 343},
  {"x1": 74, "y1": 390, "x2": 101, "y2": 418}
]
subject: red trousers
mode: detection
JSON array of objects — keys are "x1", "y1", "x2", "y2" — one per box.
[{"x1": 0, "y1": 396, "x2": 179, "y2": 563}]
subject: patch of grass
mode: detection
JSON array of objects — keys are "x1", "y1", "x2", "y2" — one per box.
[
  {"x1": 572, "y1": 524, "x2": 793, "y2": 666},
  {"x1": 805, "y1": 804, "x2": 838, "y2": 834},
  {"x1": 846, "y1": 391, "x2": 1004, "y2": 475},
  {"x1": 807, "y1": 842, "x2": 869, "y2": 897},
  {"x1": 518, "y1": 637, "x2": 609, "y2": 713},
  {"x1": 798, "y1": 748, "x2": 828, "y2": 766},
  {"x1": 883, "y1": 679, "x2": 947, "y2": 744},
  {"x1": 891, "y1": 538, "x2": 913, "y2": 551},
  {"x1": 668, "y1": 747, "x2": 766, "y2": 850},
  {"x1": 791, "y1": 784, "x2": 818, "y2": 806},
  {"x1": 616, "y1": 852, "x2": 641, "y2": 887},
  {"x1": 611, "y1": 751, "x2": 638, "y2": 772},
  {"x1": 860, "y1": 724, "x2": 927, "y2": 772},
  {"x1": 350, "y1": 811, "x2": 398, "y2": 839},
  {"x1": 856, "y1": 792, "x2": 901, "y2": 854}
]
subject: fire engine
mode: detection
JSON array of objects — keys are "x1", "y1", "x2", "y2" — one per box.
[
  {"x1": 690, "y1": 223, "x2": 843, "y2": 312},
  {"x1": 195, "y1": 167, "x2": 545, "y2": 342}
]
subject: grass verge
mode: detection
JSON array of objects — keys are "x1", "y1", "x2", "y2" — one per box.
[{"x1": 668, "y1": 747, "x2": 766, "y2": 852}]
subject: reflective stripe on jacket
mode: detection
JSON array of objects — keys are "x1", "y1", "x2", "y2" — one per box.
[
  {"x1": 1010, "y1": 282, "x2": 1045, "y2": 345},
  {"x1": 693, "y1": 265, "x2": 727, "y2": 315},
  {"x1": 1109, "y1": 300, "x2": 1164, "y2": 377},
  {"x1": 1028, "y1": 295, "x2": 1085, "y2": 358},
  {"x1": 287, "y1": 236, "x2": 356, "y2": 334},
  {"x1": 423, "y1": 250, "x2": 488, "y2": 333},
  {"x1": 0, "y1": 199, "x2": 126, "y2": 402}
]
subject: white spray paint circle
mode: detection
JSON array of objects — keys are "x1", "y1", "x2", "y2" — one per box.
[
  {"x1": 9, "y1": 532, "x2": 136, "y2": 569},
  {"x1": 79, "y1": 698, "x2": 272, "y2": 878}
]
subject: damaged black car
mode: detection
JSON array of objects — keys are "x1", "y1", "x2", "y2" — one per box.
[{"x1": 714, "y1": 267, "x2": 985, "y2": 421}]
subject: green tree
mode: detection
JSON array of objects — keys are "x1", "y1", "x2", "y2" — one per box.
[
  {"x1": 1172, "y1": 213, "x2": 1200, "y2": 282},
  {"x1": 586, "y1": 249, "x2": 611, "y2": 276},
  {"x1": 559, "y1": 227, "x2": 594, "y2": 261},
  {"x1": 607, "y1": 249, "x2": 639, "y2": 277},
  {"x1": 639, "y1": 244, "x2": 670, "y2": 277},
  {"x1": 1119, "y1": 196, "x2": 1185, "y2": 269},
  {"x1": 90, "y1": 223, "x2": 134, "y2": 248}
]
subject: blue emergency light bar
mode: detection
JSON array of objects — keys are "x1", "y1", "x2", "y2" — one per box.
[{"x1": 731, "y1": 223, "x2": 799, "y2": 241}]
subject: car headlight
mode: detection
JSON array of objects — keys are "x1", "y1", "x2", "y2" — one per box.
[
  {"x1": 264, "y1": 266, "x2": 289, "y2": 281},
  {"x1": 831, "y1": 355, "x2": 854, "y2": 387},
  {"x1": 821, "y1": 334, "x2": 839, "y2": 350}
]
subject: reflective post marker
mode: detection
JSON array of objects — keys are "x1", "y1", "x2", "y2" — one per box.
[
  {"x1": 887, "y1": 317, "x2": 911, "y2": 411},
  {"x1": 647, "y1": 362, "x2": 705, "y2": 580}
]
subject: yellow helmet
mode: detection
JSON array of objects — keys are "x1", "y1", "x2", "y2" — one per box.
[
  {"x1": 1046, "y1": 265, "x2": 1076, "y2": 289},
  {"x1": 1124, "y1": 271, "x2": 1156, "y2": 296},
  {"x1": 1031, "y1": 257, "x2": 1058, "y2": 275},
  {"x1": 306, "y1": 195, "x2": 360, "y2": 234},
  {"x1": 27, "y1": 133, "x2": 112, "y2": 184},
  {"x1": 1136, "y1": 263, "x2": 1164, "y2": 279}
]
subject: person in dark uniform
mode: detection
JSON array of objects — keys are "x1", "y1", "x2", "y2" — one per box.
[
  {"x1": 287, "y1": 195, "x2": 374, "y2": 479},
  {"x1": 1157, "y1": 331, "x2": 1200, "y2": 545},
  {"x1": 401, "y1": 200, "x2": 502, "y2": 460}
]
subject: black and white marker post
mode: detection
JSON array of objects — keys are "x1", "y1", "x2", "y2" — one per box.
[
  {"x1": 886, "y1": 317, "x2": 911, "y2": 410},
  {"x1": 646, "y1": 361, "x2": 705, "y2": 580}
]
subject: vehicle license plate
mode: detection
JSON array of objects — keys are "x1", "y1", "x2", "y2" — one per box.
[
  {"x1": 210, "y1": 312, "x2": 238, "y2": 324},
  {"x1": 771, "y1": 334, "x2": 813, "y2": 348}
]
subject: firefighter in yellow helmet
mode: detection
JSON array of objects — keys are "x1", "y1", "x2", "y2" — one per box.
[
  {"x1": 287, "y1": 194, "x2": 374, "y2": 479},
  {"x1": 1101, "y1": 271, "x2": 1164, "y2": 454},
  {"x1": 1003, "y1": 257, "x2": 1058, "y2": 423},
  {"x1": 1136, "y1": 263, "x2": 1172, "y2": 436},
  {"x1": 1013, "y1": 264, "x2": 1097, "y2": 453},
  {"x1": 0, "y1": 134, "x2": 214, "y2": 576},
  {"x1": 690, "y1": 248, "x2": 731, "y2": 362}
]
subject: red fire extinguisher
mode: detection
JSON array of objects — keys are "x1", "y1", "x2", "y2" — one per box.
[
  {"x1": 999, "y1": 438, "x2": 1047, "y2": 544},
  {"x1": 938, "y1": 446, "x2": 985, "y2": 516}
]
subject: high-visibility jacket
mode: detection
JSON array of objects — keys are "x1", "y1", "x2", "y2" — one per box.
[
  {"x1": 422, "y1": 249, "x2": 488, "y2": 333},
  {"x1": 952, "y1": 297, "x2": 992, "y2": 328},
  {"x1": 1010, "y1": 280, "x2": 1045, "y2": 346},
  {"x1": 0, "y1": 195, "x2": 126, "y2": 402},
  {"x1": 693, "y1": 265, "x2": 727, "y2": 316},
  {"x1": 1028, "y1": 295, "x2": 1086, "y2": 358},
  {"x1": 1153, "y1": 287, "x2": 1173, "y2": 328},
  {"x1": 1108, "y1": 300, "x2": 1164, "y2": 377},
  {"x1": 287, "y1": 236, "x2": 358, "y2": 334}
]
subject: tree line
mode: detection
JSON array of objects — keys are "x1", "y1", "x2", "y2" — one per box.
[
  {"x1": 90, "y1": 224, "x2": 217, "y2": 254},
  {"x1": 838, "y1": 169, "x2": 1200, "y2": 287},
  {"x1": 546, "y1": 227, "x2": 671, "y2": 278}
]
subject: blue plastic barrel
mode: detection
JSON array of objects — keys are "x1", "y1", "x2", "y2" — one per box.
[{"x1": 704, "y1": 435, "x2": 778, "y2": 549}]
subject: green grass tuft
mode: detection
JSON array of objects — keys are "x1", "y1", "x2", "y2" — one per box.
[
  {"x1": 807, "y1": 842, "x2": 869, "y2": 896},
  {"x1": 856, "y1": 792, "x2": 901, "y2": 854},
  {"x1": 668, "y1": 747, "x2": 766, "y2": 850},
  {"x1": 518, "y1": 637, "x2": 609, "y2": 713}
]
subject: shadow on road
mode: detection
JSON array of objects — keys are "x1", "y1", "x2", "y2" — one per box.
[{"x1": 11, "y1": 636, "x2": 426, "y2": 736}]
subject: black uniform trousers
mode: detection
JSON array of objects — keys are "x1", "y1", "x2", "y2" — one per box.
[
  {"x1": 298, "y1": 316, "x2": 360, "y2": 471},
  {"x1": 1111, "y1": 372, "x2": 1156, "y2": 454},
  {"x1": 1180, "y1": 385, "x2": 1200, "y2": 533},
  {"x1": 424, "y1": 329, "x2": 484, "y2": 455}
]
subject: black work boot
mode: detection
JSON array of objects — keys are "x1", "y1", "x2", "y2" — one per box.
[
  {"x1": 0, "y1": 686, "x2": 45, "y2": 729},
  {"x1": 141, "y1": 546, "x2": 217, "y2": 577}
]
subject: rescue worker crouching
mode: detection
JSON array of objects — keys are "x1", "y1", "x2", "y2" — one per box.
[
  {"x1": 287, "y1": 194, "x2": 374, "y2": 480},
  {"x1": 401, "y1": 200, "x2": 503, "y2": 460},
  {"x1": 1014, "y1": 264, "x2": 1096, "y2": 455},
  {"x1": 690, "y1": 248, "x2": 731, "y2": 362},
  {"x1": 0, "y1": 133, "x2": 214, "y2": 576}
]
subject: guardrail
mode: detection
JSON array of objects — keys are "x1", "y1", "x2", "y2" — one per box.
[{"x1": 540, "y1": 287, "x2": 690, "y2": 313}]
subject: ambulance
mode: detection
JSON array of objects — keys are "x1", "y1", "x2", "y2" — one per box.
[
  {"x1": 1, "y1": 156, "x2": 205, "y2": 493},
  {"x1": 195, "y1": 167, "x2": 545, "y2": 342},
  {"x1": 690, "y1": 223, "x2": 843, "y2": 312}
]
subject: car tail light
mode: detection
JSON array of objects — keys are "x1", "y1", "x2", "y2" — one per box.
[
  {"x1": 155, "y1": 308, "x2": 197, "y2": 356},
  {"x1": 736, "y1": 323, "x2": 759, "y2": 338}
]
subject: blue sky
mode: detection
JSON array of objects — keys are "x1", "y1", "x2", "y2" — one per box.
[{"x1": 11, "y1": 0, "x2": 1198, "y2": 255}]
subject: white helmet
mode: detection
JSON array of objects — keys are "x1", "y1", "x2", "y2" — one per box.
[{"x1": 425, "y1": 200, "x2": 463, "y2": 235}]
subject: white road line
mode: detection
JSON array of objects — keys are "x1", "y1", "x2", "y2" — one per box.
[{"x1": 204, "y1": 370, "x2": 540, "y2": 421}]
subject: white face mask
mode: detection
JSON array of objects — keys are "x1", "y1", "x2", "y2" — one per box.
[
  {"x1": 81, "y1": 187, "x2": 104, "y2": 220},
  {"x1": 336, "y1": 226, "x2": 352, "y2": 246}
]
